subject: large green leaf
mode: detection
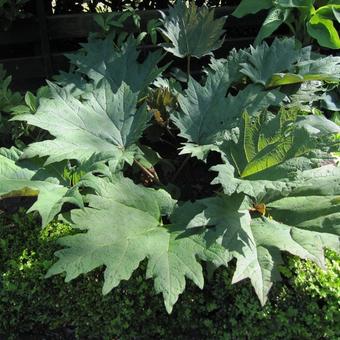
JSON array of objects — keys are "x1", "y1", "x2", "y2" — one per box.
[
  {"x1": 172, "y1": 70, "x2": 284, "y2": 160},
  {"x1": 297, "y1": 54, "x2": 340, "y2": 79},
  {"x1": 307, "y1": 5, "x2": 340, "y2": 49},
  {"x1": 212, "y1": 108, "x2": 340, "y2": 197},
  {"x1": 46, "y1": 176, "x2": 229, "y2": 313},
  {"x1": 208, "y1": 39, "x2": 339, "y2": 93},
  {"x1": 173, "y1": 184, "x2": 340, "y2": 305},
  {"x1": 282, "y1": 81, "x2": 327, "y2": 113},
  {"x1": 159, "y1": 0, "x2": 226, "y2": 58},
  {"x1": 171, "y1": 70, "x2": 232, "y2": 160},
  {"x1": 267, "y1": 48, "x2": 340, "y2": 87},
  {"x1": 276, "y1": 0, "x2": 314, "y2": 8},
  {"x1": 145, "y1": 225, "x2": 229, "y2": 313},
  {"x1": 67, "y1": 36, "x2": 165, "y2": 92},
  {"x1": 242, "y1": 39, "x2": 340, "y2": 88},
  {"x1": 241, "y1": 38, "x2": 302, "y2": 86},
  {"x1": 13, "y1": 81, "x2": 151, "y2": 165},
  {"x1": 238, "y1": 213, "x2": 339, "y2": 305},
  {"x1": 0, "y1": 147, "x2": 83, "y2": 226}
]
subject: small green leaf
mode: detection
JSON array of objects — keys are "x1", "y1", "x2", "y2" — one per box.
[
  {"x1": 11, "y1": 104, "x2": 30, "y2": 115},
  {"x1": 254, "y1": 8, "x2": 290, "y2": 45},
  {"x1": 93, "y1": 13, "x2": 106, "y2": 30},
  {"x1": 136, "y1": 32, "x2": 147, "y2": 44},
  {"x1": 331, "y1": 112, "x2": 340, "y2": 125},
  {"x1": 147, "y1": 19, "x2": 161, "y2": 45},
  {"x1": 24, "y1": 91, "x2": 37, "y2": 112}
]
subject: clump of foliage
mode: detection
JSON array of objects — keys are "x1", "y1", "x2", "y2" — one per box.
[
  {"x1": 92, "y1": 4, "x2": 160, "y2": 44},
  {"x1": 0, "y1": 65, "x2": 22, "y2": 146},
  {"x1": 0, "y1": 0, "x2": 30, "y2": 30},
  {"x1": 0, "y1": 0, "x2": 339, "y2": 315},
  {"x1": 0, "y1": 209, "x2": 339, "y2": 339},
  {"x1": 0, "y1": 65, "x2": 50, "y2": 148},
  {"x1": 49, "y1": 0, "x2": 231, "y2": 14},
  {"x1": 233, "y1": 0, "x2": 340, "y2": 49}
]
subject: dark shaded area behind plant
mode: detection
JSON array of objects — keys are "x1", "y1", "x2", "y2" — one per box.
[{"x1": 18, "y1": 0, "x2": 241, "y2": 15}]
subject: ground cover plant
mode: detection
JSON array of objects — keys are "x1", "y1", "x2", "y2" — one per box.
[
  {"x1": 0, "y1": 0, "x2": 339, "y2": 317},
  {"x1": 1, "y1": 209, "x2": 339, "y2": 338}
]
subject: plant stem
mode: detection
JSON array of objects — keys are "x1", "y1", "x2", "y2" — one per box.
[
  {"x1": 285, "y1": 21, "x2": 296, "y2": 36},
  {"x1": 134, "y1": 159, "x2": 161, "y2": 184},
  {"x1": 187, "y1": 55, "x2": 191, "y2": 83},
  {"x1": 137, "y1": 95, "x2": 148, "y2": 104},
  {"x1": 172, "y1": 154, "x2": 190, "y2": 182}
]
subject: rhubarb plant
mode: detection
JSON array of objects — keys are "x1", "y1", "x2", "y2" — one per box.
[{"x1": 0, "y1": 1, "x2": 339, "y2": 314}]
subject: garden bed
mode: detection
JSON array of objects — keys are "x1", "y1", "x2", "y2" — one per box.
[{"x1": 1, "y1": 0, "x2": 339, "y2": 338}]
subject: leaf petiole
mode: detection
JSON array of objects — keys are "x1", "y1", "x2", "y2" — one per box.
[
  {"x1": 133, "y1": 159, "x2": 161, "y2": 184},
  {"x1": 187, "y1": 55, "x2": 191, "y2": 83}
]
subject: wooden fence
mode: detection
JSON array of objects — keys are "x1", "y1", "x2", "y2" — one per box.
[{"x1": 0, "y1": 1, "x2": 264, "y2": 90}]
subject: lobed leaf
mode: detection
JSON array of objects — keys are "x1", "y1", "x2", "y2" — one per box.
[
  {"x1": 173, "y1": 182, "x2": 340, "y2": 305},
  {"x1": 159, "y1": 0, "x2": 226, "y2": 58},
  {"x1": 240, "y1": 38, "x2": 302, "y2": 86},
  {"x1": 172, "y1": 68, "x2": 284, "y2": 161},
  {"x1": 46, "y1": 176, "x2": 229, "y2": 313},
  {"x1": 212, "y1": 108, "x2": 340, "y2": 198},
  {"x1": 13, "y1": 81, "x2": 151, "y2": 166},
  {"x1": 66, "y1": 36, "x2": 165, "y2": 92}
]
